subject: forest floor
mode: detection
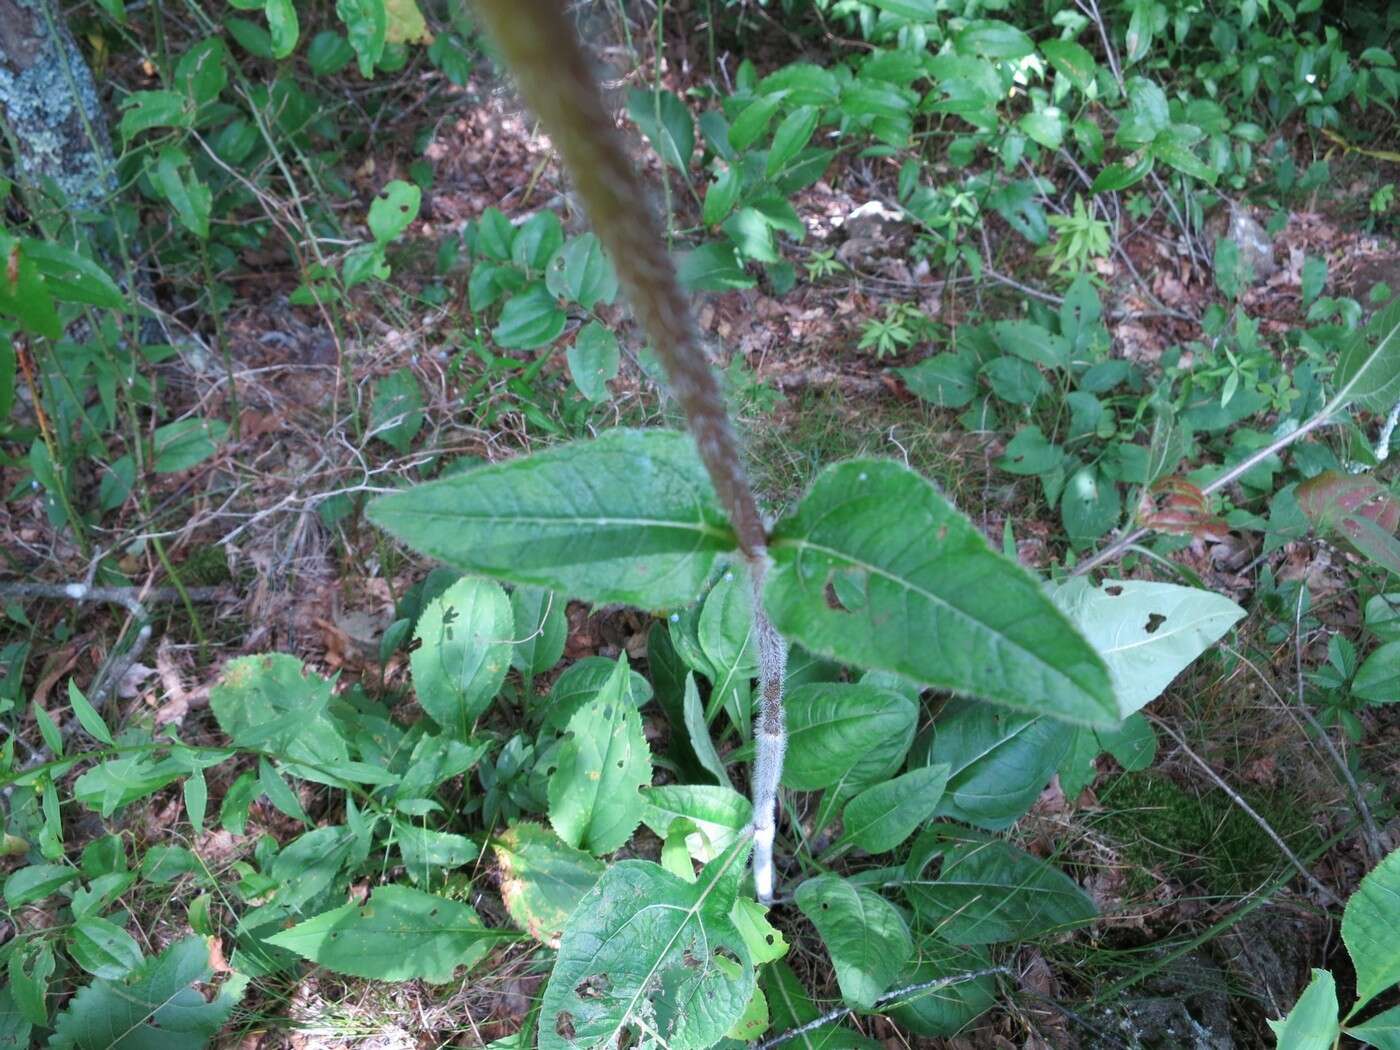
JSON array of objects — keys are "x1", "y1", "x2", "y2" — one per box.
[{"x1": 4, "y1": 14, "x2": 1400, "y2": 1050}]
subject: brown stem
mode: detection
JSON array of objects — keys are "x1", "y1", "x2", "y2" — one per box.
[{"x1": 471, "y1": 0, "x2": 766, "y2": 557}]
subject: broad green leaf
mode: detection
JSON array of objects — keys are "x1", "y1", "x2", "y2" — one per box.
[
  {"x1": 1349, "y1": 1004, "x2": 1400, "y2": 1049},
  {"x1": 1332, "y1": 294, "x2": 1400, "y2": 414},
  {"x1": 209, "y1": 655, "x2": 349, "y2": 782},
  {"x1": 992, "y1": 320, "x2": 1069, "y2": 370},
  {"x1": 49, "y1": 937, "x2": 245, "y2": 1050},
  {"x1": 493, "y1": 282, "x2": 566, "y2": 349},
  {"x1": 641, "y1": 784, "x2": 752, "y2": 862},
  {"x1": 766, "y1": 460, "x2": 1115, "y2": 724},
  {"x1": 267, "y1": 884, "x2": 501, "y2": 980},
  {"x1": 543, "y1": 656, "x2": 653, "y2": 732},
  {"x1": 118, "y1": 90, "x2": 191, "y2": 141},
  {"x1": 510, "y1": 586, "x2": 566, "y2": 679},
  {"x1": 1061, "y1": 464, "x2": 1121, "y2": 548},
  {"x1": 1040, "y1": 39, "x2": 1097, "y2": 93},
  {"x1": 885, "y1": 939, "x2": 997, "y2": 1036},
  {"x1": 1266, "y1": 970, "x2": 1340, "y2": 1050},
  {"x1": 549, "y1": 657, "x2": 651, "y2": 855},
  {"x1": 731, "y1": 897, "x2": 788, "y2": 964},
  {"x1": 152, "y1": 418, "x2": 228, "y2": 473},
  {"x1": 393, "y1": 821, "x2": 476, "y2": 874},
  {"x1": 794, "y1": 875, "x2": 912, "y2": 1009},
  {"x1": 265, "y1": 0, "x2": 299, "y2": 57},
  {"x1": 997, "y1": 426, "x2": 1064, "y2": 476},
  {"x1": 566, "y1": 322, "x2": 619, "y2": 403},
  {"x1": 921, "y1": 699, "x2": 1073, "y2": 830},
  {"x1": 677, "y1": 241, "x2": 755, "y2": 291},
  {"x1": 336, "y1": 0, "x2": 387, "y2": 76},
  {"x1": 538, "y1": 838, "x2": 754, "y2": 1050},
  {"x1": 4, "y1": 863, "x2": 76, "y2": 906},
  {"x1": 723, "y1": 207, "x2": 778, "y2": 264},
  {"x1": 0, "y1": 984, "x2": 32, "y2": 1048},
  {"x1": 1354, "y1": 642, "x2": 1400, "y2": 703},
  {"x1": 729, "y1": 94, "x2": 784, "y2": 151},
  {"x1": 495, "y1": 822, "x2": 605, "y2": 946},
  {"x1": 683, "y1": 673, "x2": 728, "y2": 785},
  {"x1": 369, "y1": 366, "x2": 424, "y2": 453},
  {"x1": 954, "y1": 20, "x2": 1034, "y2": 59},
  {"x1": 368, "y1": 180, "x2": 421, "y2": 243},
  {"x1": 702, "y1": 165, "x2": 741, "y2": 227},
  {"x1": 69, "y1": 916, "x2": 143, "y2": 979},
  {"x1": 1091, "y1": 155, "x2": 1153, "y2": 193},
  {"x1": 1343, "y1": 846, "x2": 1400, "y2": 1010},
  {"x1": 23, "y1": 241, "x2": 126, "y2": 310},
  {"x1": 767, "y1": 106, "x2": 820, "y2": 178},
  {"x1": 1096, "y1": 711, "x2": 1156, "y2": 770},
  {"x1": 783, "y1": 683, "x2": 917, "y2": 791},
  {"x1": 763, "y1": 960, "x2": 883, "y2": 1050},
  {"x1": 410, "y1": 576, "x2": 512, "y2": 738},
  {"x1": 9, "y1": 942, "x2": 54, "y2": 1027},
  {"x1": 547, "y1": 233, "x2": 618, "y2": 309},
  {"x1": 627, "y1": 88, "x2": 695, "y2": 172},
  {"x1": 903, "y1": 832, "x2": 1096, "y2": 944},
  {"x1": 307, "y1": 30, "x2": 355, "y2": 74},
  {"x1": 367, "y1": 429, "x2": 737, "y2": 609},
  {"x1": 512, "y1": 211, "x2": 565, "y2": 272},
  {"x1": 1049, "y1": 578, "x2": 1245, "y2": 717},
  {"x1": 153, "y1": 146, "x2": 210, "y2": 238},
  {"x1": 898, "y1": 352, "x2": 978, "y2": 408},
  {"x1": 1019, "y1": 108, "x2": 1066, "y2": 150},
  {"x1": 840, "y1": 764, "x2": 950, "y2": 854},
  {"x1": 860, "y1": 0, "x2": 937, "y2": 19}
]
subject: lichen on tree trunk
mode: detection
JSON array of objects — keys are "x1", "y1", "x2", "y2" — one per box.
[{"x1": 0, "y1": 0, "x2": 115, "y2": 219}]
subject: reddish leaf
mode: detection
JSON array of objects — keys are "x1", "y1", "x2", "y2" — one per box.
[
  {"x1": 1136, "y1": 477, "x2": 1229, "y2": 541},
  {"x1": 1297, "y1": 471, "x2": 1400, "y2": 575}
]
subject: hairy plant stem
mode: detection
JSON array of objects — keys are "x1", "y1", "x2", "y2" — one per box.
[{"x1": 473, "y1": 0, "x2": 787, "y2": 900}]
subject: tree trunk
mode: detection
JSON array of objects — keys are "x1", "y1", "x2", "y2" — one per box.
[{"x1": 0, "y1": 0, "x2": 115, "y2": 219}]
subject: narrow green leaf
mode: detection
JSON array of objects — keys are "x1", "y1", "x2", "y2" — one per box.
[
  {"x1": 683, "y1": 673, "x2": 728, "y2": 785},
  {"x1": 840, "y1": 764, "x2": 950, "y2": 854},
  {"x1": 367, "y1": 429, "x2": 738, "y2": 610},
  {"x1": 67, "y1": 680, "x2": 113, "y2": 746},
  {"x1": 903, "y1": 832, "x2": 1096, "y2": 944},
  {"x1": 766, "y1": 460, "x2": 1115, "y2": 725}
]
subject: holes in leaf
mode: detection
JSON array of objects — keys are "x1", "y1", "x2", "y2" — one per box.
[
  {"x1": 682, "y1": 947, "x2": 703, "y2": 969},
  {"x1": 574, "y1": 972, "x2": 611, "y2": 1000},
  {"x1": 1104, "y1": 585, "x2": 1123, "y2": 596},
  {"x1": 616, "y1": 759, "x2": 625, "y2": 768},
  {"x1": 822, "y1": 567, "x2": 868, "y2": 613},
  {"x1": 555, "y1": 1011, "x2": 576, "y2": 1040},
  {"x1": 711, "y1": 945, "x2": 743, "y2": 979},
  {"x1": 602, "y1": 706, "x2": 613, "y2": 719},
  {"x1": 1144, "y1": 612, "x2": 1167, "y2": 634}
]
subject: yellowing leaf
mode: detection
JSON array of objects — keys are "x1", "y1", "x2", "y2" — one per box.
[{"x1": 384, "y1": 0, "x2": 431, "y2": 43}]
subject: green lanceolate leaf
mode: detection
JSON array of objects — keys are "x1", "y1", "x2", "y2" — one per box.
[
  {"x1": 1049, "y1": 578, "x2": 1245, "y2": 717},
  {"x1": 49, "y1": 937, "x2": 246, "y2": 1050},
  {"x1": 494, "y1": 822, "x2": 605, "y2": 946},
  {"x1": 783, "y1": 683, "x2": 917, "y2": 791},
  {"x1": 548, "y1": 657, "x2": 652, "y2": 855},
  {"x1": 766, "y1": 460, "x2": 1115, "y2": 724},
  {"x1": 539, "y1": 836, "x2": 755, "y2": 1050},
  {"x1": 410, "y1": 577, "x2": 513, "y2": 738},
  {"x1": 367, "y1": 429, "x2": 738, "y2": 610},
  {"x1": 840, "y1": 763, "x2": 950, "y2": 854},
  {"x1": 884, "y1": 938, "x2": 997, "y2": 1037},
  {"x1": 903, "y1": 831, "x2": 1096, "y2": 944},
  {"x1": 1343, "y1": 846, "x2": 1400, "y2": 1010},
  {"x1": 266, "y1": 884, "x2": 504, "y2": 981},
  {"x1": 510, "y1": 586, "x2": 567, "y2": 679},
  {"x1": 795, "y1": 875, "x2": 912, "y2": 1009},
  {"x1": 1266, "y1": 969, "x2": 1340, "y2": 1050},
  {"x1": 1348, "y1": 1003, "x2": 1400, "y2": 1049}
]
